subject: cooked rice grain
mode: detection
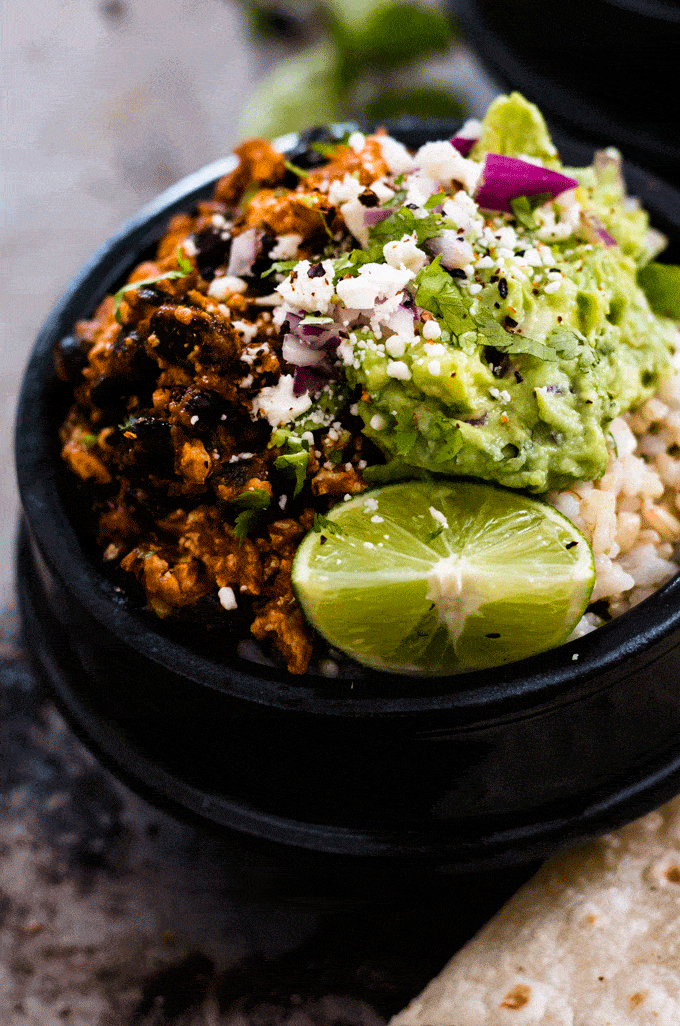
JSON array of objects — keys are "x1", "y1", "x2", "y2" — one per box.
[{"x1": 553, "y1": 346, "x2": 680, "y2": 636}]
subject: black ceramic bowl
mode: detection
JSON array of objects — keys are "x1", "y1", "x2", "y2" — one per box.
[
  {"x1": 454, "y1": 0, "x2": 680, "y2": 188},
  {"x1": 14, "y1": 122, "x2": 680, "y2": 875}
]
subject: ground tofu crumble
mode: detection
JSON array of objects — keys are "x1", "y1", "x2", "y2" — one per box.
[{"x1": 56, "y1": 94, "x2": 680, "y2": 675}]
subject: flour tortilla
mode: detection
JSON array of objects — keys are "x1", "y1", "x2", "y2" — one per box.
[{"x1": 390, "y1": 797, "x2": 680, "y2": 1025}]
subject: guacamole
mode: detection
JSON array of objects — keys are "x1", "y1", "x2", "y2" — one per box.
[{"x1": 274, "y1": 93, "x2": 675, "y2": 493}]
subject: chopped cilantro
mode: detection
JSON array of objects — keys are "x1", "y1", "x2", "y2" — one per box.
[
  {"x1": 423, "y1": 191, "x2": 447, "y2": 210},
  {"x1": 310, "y1": 130, "x2": 352, "y2": 157},
  {"x1": 80, "y1": 432, "x2": 99, "y2": 448},
  {"x1": 313, "y1": 512, "x2": 344, "y2": 535},
  {"x1": 414, "y1": 257, "x2": 595, "y2": 364},
  {"x1": 284, "y1": 158, "x2": 308, "y2": 178},
  {"x1": 118, "y1": 413, "x2": 137, "y2": 431},
  {"x1": 329, "y1": 450, "x2": 343, "y2": 466},
  {"x1": 113, "y1": 244, "x2": 191, "y2": 324},
  {"x1": 272, "y1": 432, "x2": 310, "y2": 497},
  {"x1": 232, "y1": 488, "x2": 272, "y2": 544},
  {"x1": 509, "y1": 193, "x2": 551, "y2": 231},
  {"x1": 261, "y1": 259, "x2": 299, "y2": 279}
]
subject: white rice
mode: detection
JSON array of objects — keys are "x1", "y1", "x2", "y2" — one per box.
[{"x1": 549, "y1": 344, "x2": 680, "y2": 637}]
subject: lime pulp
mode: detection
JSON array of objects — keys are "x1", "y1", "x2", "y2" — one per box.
[{"x1": 291, "y1": 480, "x2": 595, "y2": 675}]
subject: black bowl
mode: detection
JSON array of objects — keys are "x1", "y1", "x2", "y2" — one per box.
[
  {"x1": 14, "y1": 123, "x2": 680, "y2": 874},
  {"x1": 454, "y1": 0, "x2": 680, "y2": 188}
]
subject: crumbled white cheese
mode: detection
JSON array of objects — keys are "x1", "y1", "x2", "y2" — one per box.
[
  {"x1": 190, "y1": 415, "x2": 199, "y2": 425},
  {"x1": 269, "y1": 233, "x2": 303, "y2": 260},
  {"x1": 414, "y1": 140, "x2": 482, "y2": 193},
  {"x1": 252, "y1": 373, "x2": 312, "y2": 426},
  {"x1": 328, "y1": 172, "x2": 365, "y2": 207},
  {"x1": 377, "y1": 135, "x2": 415, "y2": 175},
  {"x1": 422, "y1": 319, "x2": 441, "y2": 340},
  {"x1": 387, "y1": 360, "x2": 411, "y2": 380},
  {"x1": 208, "y1": 275, "x2": 247, "y2": 298},
  {"x1": 370, "y1": 413, "x2": 387, "y2": 431},
  {"x1": 276, "y1": 259, "x2": 335, "y2": 314},
  {"x1": 370, "y1": 178, "x2": 396, "y2": 203},
  {"x1": 405, "y1": 173, "x2": 439, "y2": 209},
  {"x1": 386, "y1": 334, "x2": 407, "y2": 358},
  {"x1": 182, "y1": 237, "x2": 198, "y2": 257},
  {"x1": 218, "y1": 586, "x2": 238, "y2": 611},
  {"x1": 232, "y1": 319, "x2": 258, "y2": 344},
  {"x1": 335, "y1": 262, "x2": 413, "y2": 311},
  {"x1": 383, "y1": 233, "x2": 427, "y2": 274},
  {"x1": 427, "y1": 360, "x2": 441, "y2": 376},
  {"x1": 348, "y1": 131, "x2": 366, "y2": 154}
]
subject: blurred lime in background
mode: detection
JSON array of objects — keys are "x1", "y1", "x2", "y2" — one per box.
[{"x1": 237, "y1": 0, "x2": 466, "y2": 138}]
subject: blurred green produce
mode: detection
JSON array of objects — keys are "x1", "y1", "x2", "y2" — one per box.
[{"x1": 238, "y1": 0, "x2": 464, "y2": 138}]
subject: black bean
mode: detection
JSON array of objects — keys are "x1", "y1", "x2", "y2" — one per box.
[
  {"x1": 285, "y1": 127, "x2": 340, "y2": 171},
  {"x1": 193, "y1": 226, "x2": 233, "y2": 282},
  {"x1": 184, "y1": 389, "x2": 230, "y2": 428},
  {"x1": 54, "y1": 334, "x2": 88, "y2": 387},
  {"x1": 119, "y1": 416, "x2": 175, "y2": 477},
  {"x1": 484, "y1": 346, "x2": 510, "y2": 378}
]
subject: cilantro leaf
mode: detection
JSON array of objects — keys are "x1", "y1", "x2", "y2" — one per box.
[
  {"x1": 113, "y1": 244, "x2": 192, "y2": 324},
  {"x1": 414, "y1": 258, "x2": 584, "y2": 363},
  {"x1": 232, "y1": 488, "x2": 272, "y2": 544},
  {"x1": 272, "y1": 433, "x2": 310, "y2": 497},
  {"x1": 311, "y1": 130, "x2": 352, "y2": 157},
  {"x1": 423, "y1": 191, "x2": 447, "y2": 210},
  {"x1": 261, "y1": 259, "x2": 299, "y2": 279},
  {"x1": 284, "y1": 158, "x2": 308, "y2": 178},
  {"x1": 313, "y1": 512, "x2": 344, "y2": 535},
  {"x1": 509, "y1": 193, "x2": 551, "y2": 231}
]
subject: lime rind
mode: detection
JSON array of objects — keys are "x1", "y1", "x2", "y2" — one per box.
[{"x1": 292, "y1": 480, "x2": 595, "y2": 675}]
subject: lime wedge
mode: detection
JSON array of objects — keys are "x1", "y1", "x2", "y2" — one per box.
[{"x1": 292, "y1": 480, "x2": 595, "y2": 675}]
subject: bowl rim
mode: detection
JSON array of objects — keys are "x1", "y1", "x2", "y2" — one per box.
[{"x1": 15, "y1": 120, "x2": 680, "y2": 719}]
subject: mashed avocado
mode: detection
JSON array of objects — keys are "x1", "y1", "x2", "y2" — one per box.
[{"x1": 324, "y1": 94, "x2": 676, "y2": 493}]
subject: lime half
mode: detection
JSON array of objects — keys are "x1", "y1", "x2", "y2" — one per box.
[{"x1": 292, "y1": 480, "x2": 595, "y2": 675}]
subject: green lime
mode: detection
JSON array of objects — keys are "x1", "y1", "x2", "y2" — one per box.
[{"x1": 292, "y1": 480, "x2": 595, "y2": 675}]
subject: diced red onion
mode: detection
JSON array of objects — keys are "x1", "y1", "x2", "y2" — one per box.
[
  {"x1": 450, "y1": 119, "x2": 482, "y2": 157},
  {"x1": 300, "y1": 323, "x2": 329, "y2": 337},
  {"x1": 450, "y1": 135, "x2": 476, "y2": 157},
  {"x1": 227, "y1": 228, "x2": 258, "y2": 276},
  {"x1": 293, "y1": 365, "x2": 330, "y2": 397},
  {"x1": 580, "y1": 211, "x2": 617, "y2": 247},
  {"x1": 428, "y1": 229, "x2": 472, "y2": 270},
  {"x1": 399, "y1": 293, "x2": 420, "y2": 320},
  {"x1": 363, "y1": 207, "x2": 392, "y2": 227},
  {"x1": 474, "y1": 154, "x2": 579, "y2": 213},
  {"x1": 282, "y1": 334, "x2": 328, "y2": 367}
]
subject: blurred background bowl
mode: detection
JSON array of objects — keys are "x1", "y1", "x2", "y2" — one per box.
[{"x1": 453, "y1": 0, "x2": 680, "y2": 187}]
